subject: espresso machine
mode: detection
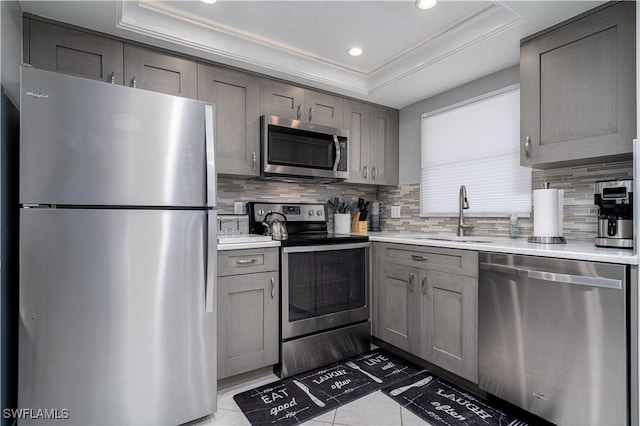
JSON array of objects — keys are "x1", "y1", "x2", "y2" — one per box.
[{"x1": 594, "y1": 179, "x2": 633, "y2": 248}]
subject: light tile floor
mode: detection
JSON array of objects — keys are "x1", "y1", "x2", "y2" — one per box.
[{"x1": 190, "y1": 371, "x2": 431, "y2": 426}]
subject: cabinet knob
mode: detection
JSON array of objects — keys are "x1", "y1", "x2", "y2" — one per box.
[
  {"x1": 363, "y1": 166, "x2": 368, "y2": 179},
  {"x1": 131, "y1": 76, "x2": 137, "y2": 88},
  {"x1": 110, "y1": 72, "x2": 116, "y2": 84},
  {"x1": 252, "y1": 152, "x2": 257, "y2": 171},
  {"x1": 309, "y1": 107, "x2": 314, "y2": 122},
  {"x1": 271, "y1": 277, "x2": 275, "y2": 298},
  {"x1": 421, "y1": 275, "x2": 427, "y2": 295},
  {"x1": 296, "y1": 105, "x2": 302, "y2": 119},
  {"x1": 524, "y1": 136, "x2": 532, "y2": 159},
  {"x1": 408, "y1": 272, "x2": 415, "y2": 292}
]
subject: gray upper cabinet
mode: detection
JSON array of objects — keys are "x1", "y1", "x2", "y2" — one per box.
[
  {"x1": 259, "y1": 79, "x2": 344, "y2": 128},
  {"x1": 345, "y1": 101, "x2": 399, "y2": 186},
  {"x1": 344, "y1": 100, "x2": 371, "y2": 184},
  {"x1": 26, "y1": 19, "x2": 124, "y2": 84},
  {"x1": 198, "y1": 64, "x2": 260, "y2": 176},
  {"x1": 123, "y1": 44, "x2": 197, "y2": 99},
  {"x1": 520, "y1": 1, "x2": 636, "y2": 168}
]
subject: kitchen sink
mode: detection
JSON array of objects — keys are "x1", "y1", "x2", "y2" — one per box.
[{"x1": 409, "y1": 236, "x2": 495, "y2": 244}]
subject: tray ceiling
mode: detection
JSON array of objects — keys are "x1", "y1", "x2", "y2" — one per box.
[{"x1": 19, "y1": 1, "x2": 606, "y2": 108}]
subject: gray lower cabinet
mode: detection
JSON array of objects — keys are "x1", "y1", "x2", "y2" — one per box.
[
  {"x1": 520, "y1": 1, "x2": 636, "y2": 168},
  {"x1": 124, "y1": 44, "x2": 197, "y2": 98},
  {"x1": 373, "y1": 243, "x2": 478, "y2": 383},
  {"x1": 259, "y1": 78, "x2": 345, "y2": 128},
  {"x1": 217, "y1": 248, "x2": 279, "y2": 380},
  {"x1": 25, "y1": 18, "x2": 124, "y2": 84},
  {"x1": 198, "y1": 64, "x2": 260, "y2": 176},
  {"x1": 344, "y1": 101, "x2": 399, "y2": 186}
]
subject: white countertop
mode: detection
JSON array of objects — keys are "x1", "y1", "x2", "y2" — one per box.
[
  {"x1": 369, "y1": 232, "x2": 638, "y2": 265},
  {"x1": 217, "y1": 234, "x2": 281, "y2": 251}
]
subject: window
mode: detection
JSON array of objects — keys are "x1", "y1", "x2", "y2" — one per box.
[{"x1": 420, "y1": 87, "x2": 531, "y2": 216}]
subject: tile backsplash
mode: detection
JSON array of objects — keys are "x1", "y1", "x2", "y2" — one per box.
[
  {"x1": 378, "y1": 160, "x2": 633, "y2": 242},
  {"x1": 217, "y1": 160, "x2": 632, "y2": 241},
  {"x1": 217, "y1": 177, "x2": 377, "y2": 232}
]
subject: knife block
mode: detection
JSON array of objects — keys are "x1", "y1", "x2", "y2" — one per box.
[{"x1": 351, "y1": 213, "x2": 368, "y2": 234}]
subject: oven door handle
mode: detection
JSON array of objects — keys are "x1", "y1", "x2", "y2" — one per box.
[{"x1": 282, "y1": 242, "x2": 370, "y2": 254}]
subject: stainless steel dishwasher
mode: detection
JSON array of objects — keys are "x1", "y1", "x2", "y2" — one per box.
[{"x1": 479, "y1": 252, "x2": 628, "y2": 426}]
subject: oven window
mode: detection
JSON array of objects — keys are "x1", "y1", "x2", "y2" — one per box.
[{"x1": 288, "y1": 248, "x2": 366, "y2": 321}]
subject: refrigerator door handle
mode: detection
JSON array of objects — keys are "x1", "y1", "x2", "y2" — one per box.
[
  {"x1": 205, "y1": 104, "x2": 216, "y2": 208},
  {"x1": 205, "y1": 210, "x2": 217, "y2": 314}
]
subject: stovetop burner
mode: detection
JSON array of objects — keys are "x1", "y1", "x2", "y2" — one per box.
[{"x1": 246, "y1": 201, "x2": 369, "y2": 246}]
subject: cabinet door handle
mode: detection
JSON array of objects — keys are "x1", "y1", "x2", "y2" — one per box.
[
  {"x1": 524, "y1": 136, "x2": 532, "y2": 159},
  {"x1": 236, "y1": 258, "x2": 258, "y2": 265},
  {"x1": 252, "y1": 151, "x2": 257, "y2": 171},
  {"x1": 296, "y1": 105, "x2": 302, "y2": 119},
  {"x1": 270, "y1": 277, "x2": 275, "y2": 298},
  {"x1": 110, "y1": 72, "x2": 116, "y2": 84},
  {"x1": 363, "y1": 166, "x2": 368, "y2": 179},
  {"x1": 372, "y1": 167, "x2": 377, "y2": 180},
  {"x1": 408, "y1": 272, "x2": 415, "y2": 292},
  {"x1": 421, "y1": 275, "x2": 427, "y2": 295},
  {"x1": 411, "y1": 254, "x2": 428, "y2": 262},
  {"x1": 131, "y1": 76, "x2": 137, "y2": 88},
  {"x1": 309, "y1": 107, "x2": 314, "y2": 122}
]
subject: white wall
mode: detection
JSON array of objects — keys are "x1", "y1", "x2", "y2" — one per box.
[{"x1": 398, "y1": 65, "x2": 520, "y2": 185}]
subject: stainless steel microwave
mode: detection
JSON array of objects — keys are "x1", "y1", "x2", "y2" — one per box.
[{"x1": 260, "y1": 115, "x2": 349, "y2": 182}]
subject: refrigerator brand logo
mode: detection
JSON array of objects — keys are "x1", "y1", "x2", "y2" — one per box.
[{"x1": 25, "y1": 90, "x2": 49, "y2": 99}]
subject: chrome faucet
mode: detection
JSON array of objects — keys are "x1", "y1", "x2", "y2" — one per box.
[{"x1": 457, "y1": 185, "x2": 474, "y2": 237}]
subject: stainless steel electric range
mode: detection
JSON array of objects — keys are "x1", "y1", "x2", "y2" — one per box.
[{"x1": 247, "y1": 202, "x2": 371, "y2": 378}]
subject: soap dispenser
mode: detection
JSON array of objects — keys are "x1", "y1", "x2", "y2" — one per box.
[{"x1": 509, "y1": 213, "x2": 519, "y2": 239}]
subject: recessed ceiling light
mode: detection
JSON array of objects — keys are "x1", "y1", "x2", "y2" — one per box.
[
  {"x1": 201, "y1": 0, "x2": 217, "y2": 4},
  {"x1": 348, "y1": 47, "x2": 364, "y2": 57},
  {"x1": 415, "y1": 0, "x2": 437, "y2": 10}
]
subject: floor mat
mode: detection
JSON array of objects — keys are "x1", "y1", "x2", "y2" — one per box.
[
  {"x1": 233, "y1": 348, "x2": 424, "y2": 425},
  {"x1": 381, "y1": 370, "x2": 529, "y2": 426}
]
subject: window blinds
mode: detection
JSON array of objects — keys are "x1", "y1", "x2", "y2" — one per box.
[{"x1": 420, "y1": 88, "x2": 531, "y2": 216}]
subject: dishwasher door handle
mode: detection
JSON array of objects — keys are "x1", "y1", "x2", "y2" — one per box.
[{"x1": 479, "y1": 262, "x2": 622, "y2": 290}]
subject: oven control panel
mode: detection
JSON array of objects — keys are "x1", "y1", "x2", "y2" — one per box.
[{"x1": 248, "y1": 202, "x2": 327, "y2": 223}]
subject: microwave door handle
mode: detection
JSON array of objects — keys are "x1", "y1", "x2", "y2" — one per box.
[{"x1": 332, "y1": 135, "x2": 341, "y2": 171}]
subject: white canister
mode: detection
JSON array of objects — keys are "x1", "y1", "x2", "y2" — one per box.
[{"x1": 334, "y1": 213, "x2": 351, "y2": 235}]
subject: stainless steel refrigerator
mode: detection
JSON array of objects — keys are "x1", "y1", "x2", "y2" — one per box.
[{"x1": 18, "y1": 67, "x2": 217, "y2": 425}]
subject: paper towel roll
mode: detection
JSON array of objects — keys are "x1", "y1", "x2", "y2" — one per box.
[{"x1": 533, "y1": 189, "x2": 564, "y2": 237}]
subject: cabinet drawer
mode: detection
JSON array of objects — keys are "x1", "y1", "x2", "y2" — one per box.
[
  {"x1": 218, "y1": 248, "x2": 279, "y2": 276},
  {"x1": 381, "y1": 243, "x2": 478, "y2": 277}
]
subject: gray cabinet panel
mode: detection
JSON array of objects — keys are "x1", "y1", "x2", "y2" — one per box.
[
  {"x1": 423, "y1": 270, "x2": 478, "y2": 383},
  {"x1": 375, "y1": 260, "x2": 420, "y2": 355},
  {"x1": 305, "y1": 90, "x2": 345, "y2": 128},
  {"x1": 345, "y1": 102, "x2": 399, "y2": 186},
  {"x1": 217, "y1": 270, "x2": 279, "y2": 380},
  {"x1": 344, "y1": 100, "x2": 371, "y2": 184},
  {"x1": 260, "y1": 79, "x2": 305, "y2": 120},
  {"x1": 27, "y1": 19, "x2": 124, "y2": 84},
  {"x1": 520, "y1": 1, "x2": 636, "y2": 168},
  {"x1": 260, "y1": 78, "x2": 346, "y2": 127},
  {"x1": 124, "y1": 44, "x2": 197, "y2": 98},
  {"x1": 217, "y1": 248, "x2": 279, "y2": 379},
  {"x1": 198, "y1": 64, "x2": 260, "y2": 176},
  {"x1": 373, "y1": 243, "x2": 478, "y2": 383}
]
